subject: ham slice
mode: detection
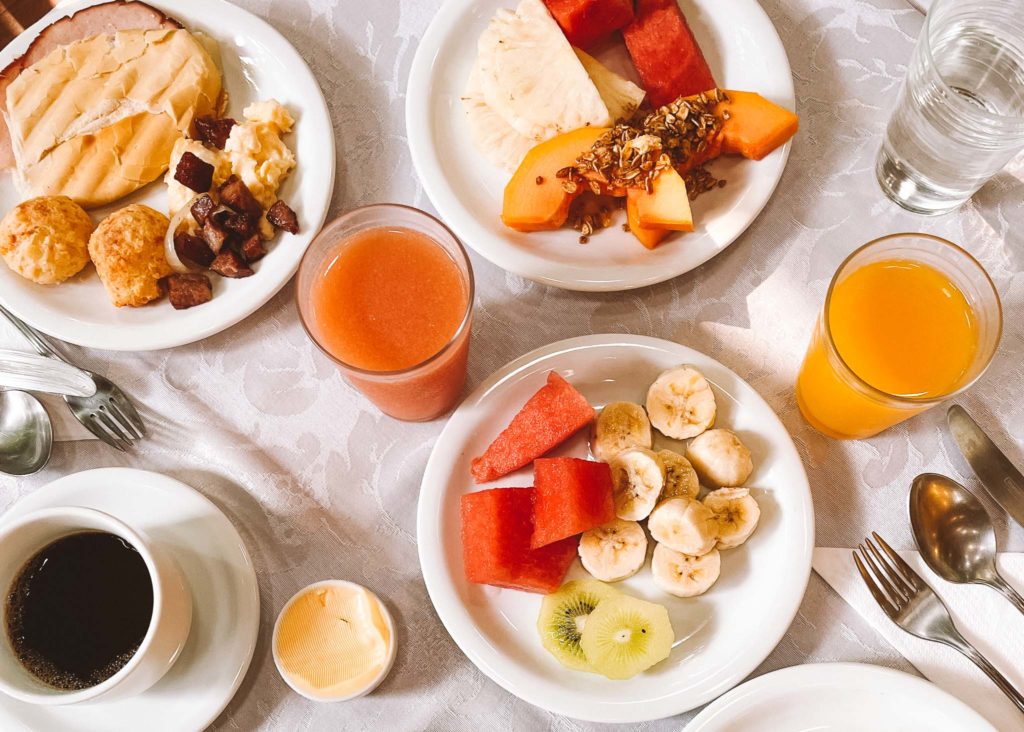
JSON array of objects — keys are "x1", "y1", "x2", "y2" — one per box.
[{"x1": 0, "y1": 1, "x2": 180, "y2": 170}]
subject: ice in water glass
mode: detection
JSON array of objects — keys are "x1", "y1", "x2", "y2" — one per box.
[{"x1": 876, "y1": 0, "x2": 1024, "y2": 215}]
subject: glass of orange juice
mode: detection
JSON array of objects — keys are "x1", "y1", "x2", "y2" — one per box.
[
  {"x1": 796, "y1": 233, "x2": 1001, "y2": 439},
  {"x1": 296, "y1": 204, "x2": 474, "y2": 422}
]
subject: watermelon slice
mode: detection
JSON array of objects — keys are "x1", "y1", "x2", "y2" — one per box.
[
  {"x1": 531, "y1": 457, "x2": 616, "y2": 548},
  {"x1": 622, "y1": 0, "x2": 717, "y2": 108},
  {"x1": 471, "y1": 371, "x2": 595, "y2": 484},
  {"x1": 461, "y1": 487, "x2": 578, "y2": 593},
  {"x1": 542, "y1": 0, "x2": 634, "y2": 50}
]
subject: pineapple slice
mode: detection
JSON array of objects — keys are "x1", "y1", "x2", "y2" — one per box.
[
  {"x1": 574, "y1": 48, "x2": 646, "y2": 123},
  {"x1": 478, "y1": 0, "x2": 611, "y2": 142},
  {"x1": 462, "y1": 66, "x2": 535, "y2": 172}
]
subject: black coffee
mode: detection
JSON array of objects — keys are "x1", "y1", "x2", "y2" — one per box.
[{"x1": 5, "y1": 531, "x2": 154, "y2": 690}]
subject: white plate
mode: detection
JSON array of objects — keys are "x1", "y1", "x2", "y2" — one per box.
[
  {"x1": 686, "y1": 662, "x2": 997, "y2": 731},
  {"x1": 0, "y1": 0, "x2": 334, "y2": 351},
  {"x1": 417, "y1": 334, "x2": 814, "y2": 722},
  {"x1": 0, "y1": 468, "x2": 260, "y2": 732},
  {"x1": 406, "y1": 0, "x2": 794, "y2": 292}
]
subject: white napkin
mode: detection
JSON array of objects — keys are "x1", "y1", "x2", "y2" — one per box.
[
  {"x1": 814, "y1": 548, "x2": 1024, "y2": 731},
  {"x1": 0, "y1": 318, "x2": 94, "y2": 441}
]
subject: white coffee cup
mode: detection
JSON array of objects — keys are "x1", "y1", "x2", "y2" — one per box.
[{"x1": 0, "y1": 506, "x2": 192, "y2": 705}]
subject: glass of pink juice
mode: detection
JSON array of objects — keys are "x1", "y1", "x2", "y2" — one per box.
[{"x1": 296, "y1": 205, "x2": 474, "y2": 421}]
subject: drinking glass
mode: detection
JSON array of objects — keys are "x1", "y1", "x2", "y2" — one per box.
[
  {"x1": 876, "y1": 0, "x2": 1024, "y2": 215},
  {"x1": 796, "y1": 234, "x2": 1001, "y2": 440},
  {"x1": 296, "y1": 205, "x2": 475, "y2": 422}
]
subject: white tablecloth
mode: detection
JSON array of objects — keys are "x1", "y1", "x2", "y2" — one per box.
[{"x1": 2, "y1": 0, "x2": 1023, "y2": 729}]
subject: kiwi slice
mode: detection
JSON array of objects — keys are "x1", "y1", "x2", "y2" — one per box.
[
  {"x1": 579, "y1": 595, "x2": 674, "y2": 679},
  {"x1": 537, "y1": 579, "x2": 620, "y2": 672}
]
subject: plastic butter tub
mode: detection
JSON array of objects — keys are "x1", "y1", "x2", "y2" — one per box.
[{"x1": 272, "y1": 580, "x2": 397, "y2": 702}]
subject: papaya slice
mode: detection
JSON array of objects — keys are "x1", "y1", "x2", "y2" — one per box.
[
  {"x1": 625, "y1": 192, "x2": 669, "y2": 250},
  {"x1": 634, "y1": 168, "x2": 694, "y2": 232},
  {"x1": 501, "y1": 126, "x2": 609, "y2": 232},
  {"x1": 716, "y1": 90, "x2": 798, "y2": 161}
]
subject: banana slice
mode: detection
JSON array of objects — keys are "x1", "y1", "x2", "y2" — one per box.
[
  {"x1": 477, "y1": 0, "x2": 610, "y2": 143},
  {"x1": 658, "y1": 449, "x2": 700, "y2": 502},
  {"x1": 645, "y1": 366, "x2": 717, "y2": 440},
  {"x1": 590, "y1": 402, "x2": 652, "y2": 462},
  {"x1": 462, "y1": 66, "x2": 535, "y2": 172},
  {"x1": 704, "y1": 487, "x2": 761, "y2": 549},
  {"x1": 609, "y1": 447, "x2": 665, "y2": 521},
  {"x1": 647, "y1": 497, "x2": 719, "y2": 556},
  {"x1": 651, "y1": 543, "x2": 721, "y2": 598},
  {"x1": 686, "y1": 429, "x2": 754, "y2": 488},
  {"x1": 578, "y1": 519, "x2": 648, "y2": 582}
]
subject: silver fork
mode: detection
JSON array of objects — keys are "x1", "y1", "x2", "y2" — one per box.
[
  {"x1": 0, "y1": 305, "x2": 146, "y2": 451},
  {"x1": 855, "y1": 532, "x2": 1024, "y2": 714}
]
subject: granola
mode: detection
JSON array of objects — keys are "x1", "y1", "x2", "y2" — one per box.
[{"x1": 559, "y1": 90, "x2": 728, "y2": 237}]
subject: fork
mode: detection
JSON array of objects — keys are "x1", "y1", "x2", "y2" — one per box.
[
  {"x1": 0, "y1": 305, "x2": 146, "y2": 451},
  {"x1": 855, "y1": 532, "x2": 1024, "y2": 714}
]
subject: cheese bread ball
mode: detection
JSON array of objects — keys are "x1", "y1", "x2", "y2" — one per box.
[
  {"x1": 0, "y1": 196, "x2": 93, "y2": 284},
  {"x1": 88, "y1": 204, "x2": 173, "y2": 307}
]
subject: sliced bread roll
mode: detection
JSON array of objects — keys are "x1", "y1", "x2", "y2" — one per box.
[{"x1": 5, "y1": 28, "x2": 221, "y2": 208}]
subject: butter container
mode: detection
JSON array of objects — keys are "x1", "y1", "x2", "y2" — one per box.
[{"x1": 272, "y1": 580, "x2": 397, "y2": 702}]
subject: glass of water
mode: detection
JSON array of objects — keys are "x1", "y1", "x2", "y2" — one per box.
[{"x1": 876, "y1": 0, "x2": 1024, "y2": 215}]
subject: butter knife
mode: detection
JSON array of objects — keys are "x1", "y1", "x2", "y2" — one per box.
[
  {"x1": 0, "y1": 349, "x2": 96, "y2": 397},
  {"x1": 948, "y1": 404, "x2": 1024, "y2": 529}
]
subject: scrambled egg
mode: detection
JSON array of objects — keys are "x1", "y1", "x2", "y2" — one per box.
[
  {"x1": 226, "y1": 100, "x2": 296, "y2": 210},
  {"x1": 165, "y1": 99, "x2": 296, "y2": 237}
]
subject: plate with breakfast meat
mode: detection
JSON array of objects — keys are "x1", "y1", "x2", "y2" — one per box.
[
  {"x1": 406, "y1": 0, "x2": 797, "y2": 291},
  {"x1": 0, "y1": 0, "x2": 333, "y2": 350},
  {"x1": 417, "y1": 334, "x2": 814, "y2": 722}
]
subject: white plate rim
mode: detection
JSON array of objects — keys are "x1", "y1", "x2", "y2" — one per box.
[
  {"x1": 405, "y1": 0, "x2": 795, "y2": 292},
  {"x1": 416, "y1": 334, "x2": 815, "y2": 722},
  {"x1": 685, "y1": 662, "x2": 999, "y2": 731},
  {"x1": 0, "y1": 467, "x2": 260, "y2": 732},
  {"x1": 0, "y1": 0, "x2": 335, "y2": 351}
]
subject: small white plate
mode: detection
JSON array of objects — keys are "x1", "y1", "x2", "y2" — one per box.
[
  {"x1": 0, "y1": 0, "x2": 335, "y2": 351},
  {"x1": 406, "y1": 0, "x2": 794, "y2": 292},
  {"x1": 686, "y1": 662, "x2": 997, "y2": 731},
  {"x1": 0, "y1": 468, "x2": 260, "y2": 732},
  {"x1": 417, "y1": 335, "x2": 814, "y2": 722}
]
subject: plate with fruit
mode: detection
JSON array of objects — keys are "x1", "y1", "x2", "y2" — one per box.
[
  {"x1": 417, "y1": 334, "x2": 814, "y2": 722},
  {"x1": 407, "y1": 0, "x2": 797, "y2": 291}
]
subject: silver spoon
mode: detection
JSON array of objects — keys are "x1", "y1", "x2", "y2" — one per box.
[
  {"x1": 0, "y1": 389, "x2": 52, "y2": 475},
  {"x1": 910, "y1": 472, "x2": 1024, "y2": 615}
]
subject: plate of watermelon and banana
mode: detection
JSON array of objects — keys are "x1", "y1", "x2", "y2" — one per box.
[
  {"x1": 417, "y1": 335, "x2": 814, "y2": 722},
  {"x1": 407, "y1": 0, "x2": 798, "y2": 291}
]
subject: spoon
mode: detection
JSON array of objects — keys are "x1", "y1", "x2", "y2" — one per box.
[
  {"x1": 0, "y1": 389, "x2": 52, "y2": 475},
  {"x1": 910, "y1": 472, "x2": 1024, "y2": 615}
]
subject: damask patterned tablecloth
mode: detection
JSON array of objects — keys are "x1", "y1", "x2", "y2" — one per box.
[{"x1": 2, "y1": 0, "x2": 1023, "y2": 729}]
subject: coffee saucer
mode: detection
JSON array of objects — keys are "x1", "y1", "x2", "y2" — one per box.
[{"x1": 0, "y1": 468, "x2": 260, "y2": 731}]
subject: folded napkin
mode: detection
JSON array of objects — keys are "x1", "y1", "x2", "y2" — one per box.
[
  {"x1": 0, "y1": 317, "x2": 94, "y2": 442},
  {"x1": 814, "y1": 548, "x2": 1024, "y2": 732}
]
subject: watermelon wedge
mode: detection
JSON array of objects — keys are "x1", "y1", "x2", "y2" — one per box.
[
  {"x1": 542, "y1": 0, "x2": 634, "y2": 50},
  {"x1": 471, "y1": 371, "x2": 595, "y2": 484},
  {"x1": 461, "y1": 487, "x2": 578, "y2": 593},
  {"x1": 532, "y1": 457, "x2": 616, "y2": 548},
  {"x1": 622, "y1": 0, "x2": 717, "y2": 108}
]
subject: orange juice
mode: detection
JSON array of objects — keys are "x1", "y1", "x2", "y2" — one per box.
[
  {"x1": 310, "y1": 227, "x2": 469, "y2": 372},
  {"x1": 297, "y1": 208, "x2": 474, "y2": 422},
  {"x1": 797, "y1": 257, "x2": 981, "y2": 439}
]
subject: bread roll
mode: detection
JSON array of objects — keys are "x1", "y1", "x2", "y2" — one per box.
[
  {"x1": 0, "y1": 196, "x2": 93, "y2": 284},
  {"x1": 89, "y1": 204, "x2": 172, "y2": 307}
]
